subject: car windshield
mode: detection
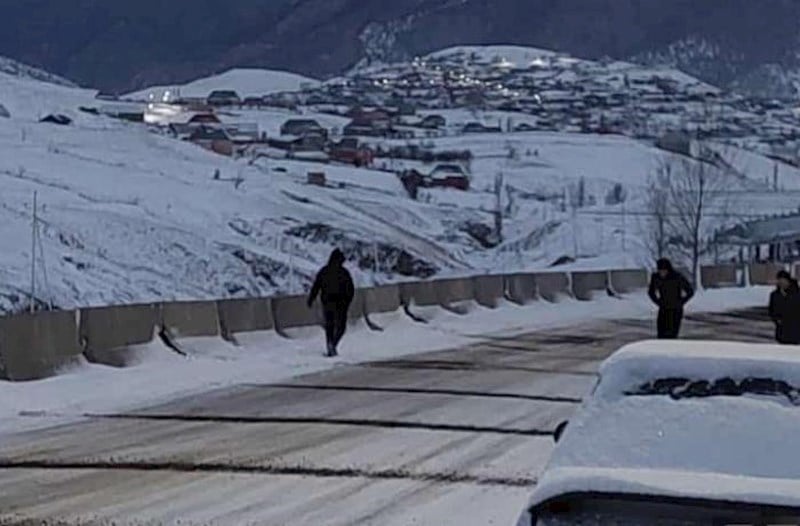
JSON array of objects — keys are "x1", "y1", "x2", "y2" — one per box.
[{"x1": 624, "y1": 376, "x2": 800, "y2": 405}]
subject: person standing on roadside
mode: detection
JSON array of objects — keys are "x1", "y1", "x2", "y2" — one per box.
[
  {"x1": 307, "y1": 249, "x2": 355, "y2": 357},
  {"x1": 648, "y1": 258, "x2": 695, "y2": 339},
  {"x1": 769, "y1": 270, "x2": 800, "y2": 345}
]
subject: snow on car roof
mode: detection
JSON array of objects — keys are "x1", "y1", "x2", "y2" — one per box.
[
  {"x1": 527, "y1": 340, "x2": 800, "y2": 511},
  {"x1": 596, "y1": 340, "x2": 800, "y2": 400}
]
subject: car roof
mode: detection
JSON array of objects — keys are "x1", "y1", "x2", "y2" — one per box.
[
  {"x1": 596, "y1": 340, "x2": 800, "y2": 399},
  {"x1": 527, "y1": 340, "x2": 800, "y2": 511}
]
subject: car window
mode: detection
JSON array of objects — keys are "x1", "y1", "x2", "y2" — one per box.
[{"x1": 624, "y1": 376, "x2": 800, "y2": 405}]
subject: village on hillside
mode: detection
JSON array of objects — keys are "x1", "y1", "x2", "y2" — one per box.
[{"x1": 2, "y1": 45, "x2": 800, "y2": 312}]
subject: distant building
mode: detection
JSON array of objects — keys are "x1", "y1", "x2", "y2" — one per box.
[
  {"x1": 268, "y1": 134, "x2": 326, "y2": 153},
  {"x1": 462, "y1": 122, "x2": 501, "y2": 134},
  {"x1": 206, "y1": 90, "x2": 242, "y2": 107},
  {"x1": 719, "y1": 215, "x2": 800, "y2": 263},
  {"x1": 347, "y1": 108, "x2": 392, "y2": 130},
  {"x1": 418, "y1": 114, "x2": 446, "y2": 129},
  {"x1": 329, "y1": 138, "x2": 373, "y2": 167},
  {"x1": 243, "y1": 97, "x2": 263, "y2": 108},
  {"x1": 189, "y1": 126, "x2": 234, "y2": 156},
  {"x1": 427, "y1": 164, "x2": 470, "y2": 191},
  {"x1": 513, "y1": 122, "x2": 537, "y2": 132},
  {"x1": 40, "y1": 114, "x2": 72, "y2": 126},
  {"x1": 656, "y1": 131, "x2": 696, "y2": 157},
  {"x1": 187, "y1": 113, "x2": 221, "y2": 124},
  {"x1": 280, "y1": 118, "x2": 327, "y2": 139},
  {"x1": 307, "y1": 171, "x2": 327, "y2": 187}
]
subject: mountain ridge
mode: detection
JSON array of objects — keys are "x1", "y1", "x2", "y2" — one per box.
[{"x1": 1, "y1": 0, "x2": 799, "y2": 96}]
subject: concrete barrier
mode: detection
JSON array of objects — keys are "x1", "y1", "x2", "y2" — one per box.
[
  {"x1": 272, "y1": 294, "x2": 322, "y2": 335},
  {"x1": 348, "y1": 290, "x2": 366, "y2": 321},
  {"x1": 362, "y1": 285, "x2": 401, "y2": 331},
  {"x1": 79, "y1": 303, "x2": 158, "y2": 366},
  {"x1": 364, "y1": 285, "x2": 401, "y2": 314},
  {"x1": 473, "y1": 275, "x2": 504, "y2": 308},
  {"x1": 571, "y1": 271, "x2": 610, "y2": 301},
  {"x1": 400, "y1": 281, "x2": 438, "y2": 307},
  {"x1": 749, "y1": 263, "x2": 787, "y2": 286},
  {"x1": 0, "y1": 310, "x2": 82, "y2": 381},
  {"x1": 504, "y1": 273, "x2": 537, "y2": 305},
  {"x1": 161, "y1": 301, "x2": 220, "y2": 338},
  {"x1": 434, "y1": 278, "x2": 475, "y2": 305},
  {"x1": 609, "y1": 269, "x2": 649, "y2": 294},
  {"x1": 534, "y1": 272, "x2": 570, "y2": 302},
  {"x1": 217, "y1": 298, "x2": 273, "y2": 340},
  {"x1": 700, "y1": 265, "x2": 739, "y2": 289}
]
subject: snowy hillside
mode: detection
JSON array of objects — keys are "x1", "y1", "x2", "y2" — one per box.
[
  {"x1": 0, "y1": 56, "x2": 76, "y2": 89},
  {"x1": 0, "y1": 47, "x2": 798, "y2": 313},
  {"x1": 126, "y1": 68, "x2": 320, "y2": 101}
]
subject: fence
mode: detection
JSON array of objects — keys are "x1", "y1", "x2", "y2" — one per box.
[{"x1": 0, "y1": 264, "x2": 765, "y2": 381}]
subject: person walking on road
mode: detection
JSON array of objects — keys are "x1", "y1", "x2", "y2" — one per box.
[
  {"x1": 648, "y1": 258, "x2": 695, "y2": 339},
  {"x1": 769, "y1": 270, "x2": 800, "y2": 345},
  {"x1": 307, "y1": 249, "x2": 355, "y2": 357}
]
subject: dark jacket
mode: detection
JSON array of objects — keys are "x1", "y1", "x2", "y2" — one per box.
[
  {"x1": 769, "y1": 280, "x2": 800, "y2": 344},
  {"x1": 649, "y1": 269, "x2": 694, "y2": 310},
  {"x1": 308, "y1": 250, "x2": 355, "y2": 306}
]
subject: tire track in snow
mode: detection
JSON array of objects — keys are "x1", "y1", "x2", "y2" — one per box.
[
  {"x1": 83, "y1": 412, "x2": 557, "y2": 437},
  {"x1": 358, "y1": 359, "x2": 598, "y2": 377},
  {"x1": 0, "y1": 458, "x2": 537, "y2": 488},
  {"x1": 245, "y1": 383, "x2": 581, "y2": 403}
]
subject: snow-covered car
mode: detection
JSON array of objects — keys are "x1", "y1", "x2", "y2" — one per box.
[{"x1": 517, "y1": 340, "x2": 800, "y2": 525}]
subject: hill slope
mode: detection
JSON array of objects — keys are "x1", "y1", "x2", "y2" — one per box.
[{"x1": 126, "y1": 68, "x2": 320, "y2": 101}]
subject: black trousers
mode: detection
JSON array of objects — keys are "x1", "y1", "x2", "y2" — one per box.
[
  {"x1": 776, "y1": 323, "x2": 800, "y2": 345},
  {"x1": 322, "y1": 301, "x2": 349, "y2": 351},
  {"x1": 657, "y1": 308, "x2": 683, "y2": 339}
]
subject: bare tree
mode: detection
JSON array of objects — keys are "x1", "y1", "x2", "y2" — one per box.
[
  {"x1": 641, "y1": 156, "x2": 731, "y2": 286},
  {"x1": 664, "y1": 157, "x2": 729, "y2": 287},
  {"x1": 641, "y1": 158, "x2": 672, "y2": 261}
]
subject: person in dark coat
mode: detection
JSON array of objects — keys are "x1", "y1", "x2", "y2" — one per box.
[
  {"x1": 648, "y1": 258, "x2": 695, "y2": 339},
  {"x1": 769, "y1": 270, "x2": 800, "y2": 345},
  {"x1": 307, "y1": 249, "x2": 355, "y2": 357}
]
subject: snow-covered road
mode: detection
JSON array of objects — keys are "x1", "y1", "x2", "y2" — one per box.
[{"x1": 0, "y1": 308, "x2": 775, "y2": 525}]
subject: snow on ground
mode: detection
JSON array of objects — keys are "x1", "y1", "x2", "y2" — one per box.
[
  {"x1": 0, "y1": 67, "x2": 794, "y2": 312},
  {"x1": 125, "y1": 68, "x2": 320, "y2": 101},
  {"x1": 0, "y1": 72, "x2": 96, "y2": 120},
  {"x1": 0, "y1": 286, "x2": 771, "y2": 437},
  {"x1": 529, "y1": 338, "x2": 800, "y2": 511}
]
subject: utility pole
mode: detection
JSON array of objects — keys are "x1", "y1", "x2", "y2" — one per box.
[
  {"x1": 621, "y1": 200, "x2": 628, "y2": 253},
  {"x1": 494, "y1": 172, "x2": 504, "y2": 241},
  {"x1": 288, "y1": 239, "x2": 295, "y2": 295},
  {"x1": 29, "y1": 191, "x2": 37, "y2": 313},
  {"x1": 773, "y1": 163, "x2": 779, "y2": 192},
  {"x1": 373, "y1": 241, "x2": 380, "y2": 285}
]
